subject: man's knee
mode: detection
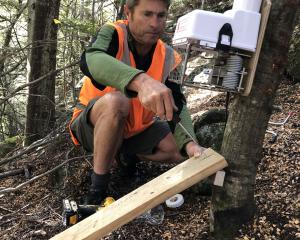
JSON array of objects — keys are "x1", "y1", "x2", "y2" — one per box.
[
  {"x1": 90, "y1": 92, "x2": 130, "y2": 125},
  {"x1": 95, "y1": 93, "x2": 129, "y2": 116},
  {"x1": 167, "y1": 149, "x2": 183, "y2": 162},
  {"x1": 156, "y1": 133, "x2": 183, "y2": 162},
  {"x1": 175, "y1": 151, "x2": 184, "y2": 161},
  {"x1": 105, "y1": 92, "x2": 130, "y2": 115}
]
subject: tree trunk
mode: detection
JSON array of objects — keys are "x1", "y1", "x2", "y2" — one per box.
[
  {"x1": 25, "y1": 0, "x2": 60, "y2": 145},
  {"x1": 210, "y1": 0, "x2": 300, "y2": 239},
  {"x1": 117, "y1": 0, "x2": 126, "y2": 20}
]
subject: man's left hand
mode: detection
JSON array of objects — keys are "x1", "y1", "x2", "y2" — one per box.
[{"x1": 185, "y1": 141, "x2": 206, "y2": 158}]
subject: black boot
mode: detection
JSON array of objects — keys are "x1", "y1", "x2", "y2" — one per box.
[
  {"x1": 84, "y1": 172, "x2": 110, "y2": 205},
  {"x1": 116, "y1": 153, "x2": 139, "y2": 177},
  {"x1": 84, "y1": 189, "x2": 106, "y2": 205}
]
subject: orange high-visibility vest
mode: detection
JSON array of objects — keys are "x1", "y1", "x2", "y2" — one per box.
[{"x1": 70, "y1": 20, "x2": 181, "y2": 145}]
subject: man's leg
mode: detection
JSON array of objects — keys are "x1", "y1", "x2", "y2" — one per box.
[
  {"x1": 87, "y1": 92, "x2": 130, "y2": 204},
  {"x1": 137, "y1": 132, "x2": 184, "y2": 163},
  {"x1": 120, "y1": 120, "x2": 184, "y2": 165}
]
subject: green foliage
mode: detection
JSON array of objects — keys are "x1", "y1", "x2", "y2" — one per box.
[
  {"x1": 0, "y1": 0, "x2": 20, "y2": 9},
  {"x1": 205, "y1": 0, "x2": 233, "y2": 12},
  {"x1": 0, "y1": 136, "x2": 19, "y2": 157},
  {"x1": 58, "y1": 17, "x2": 99, "y2": 37},
  {"x1": 169, "y1": 0, "x2": 233, "y2": 18}
]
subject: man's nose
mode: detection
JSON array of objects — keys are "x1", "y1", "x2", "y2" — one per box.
[{"x1": 149, "y1": 16, "x2": 160, "y2": 28}]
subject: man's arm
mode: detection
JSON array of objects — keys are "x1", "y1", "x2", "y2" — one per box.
[
  {"x1": 127, "y1": 73, "x2": 177, "y2": 121},
  {"x1": 82, "y1": 24, "x2": 144, "y2": 95},
  {"x1": 82, "y1": 24, "x2": 176, "y2": 120}
]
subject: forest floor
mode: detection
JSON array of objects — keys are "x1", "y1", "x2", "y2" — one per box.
[{"x1": 0, "y1": 78, "x2": 299, "y2": 240}]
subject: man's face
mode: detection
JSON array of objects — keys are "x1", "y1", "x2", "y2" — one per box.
[{"x1": 125, "y1": 0, "x2": 168, "y2": 47}]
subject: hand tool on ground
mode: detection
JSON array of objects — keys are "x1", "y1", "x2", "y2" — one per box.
[
  {"x1": 266, "y1": 112, "x2": 295, "y2": 143},
  {"x1": 265, "y1": 129, "x2": 278, "y2": 143},
  {"x1": 268, "y1": 112, "x2": 295, "y2": 125},
  {"x1": 62, "y1": 197, "x2": 115, "y2": 226}
]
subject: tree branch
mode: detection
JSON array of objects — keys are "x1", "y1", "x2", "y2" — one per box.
[
  {"x1": 0, "y1": 60, "x2": 79, "y2": 105},
  {"x1": 0, "y1": 56, "x2": 27, "y2": 77},
  {"x1": 0, "y1": 126, "x2": 67, "y2": 166}
]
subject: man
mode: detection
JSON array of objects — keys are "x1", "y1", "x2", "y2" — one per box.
[{"x1": 69, "y1": 0, "x2": 205, "y2": 204}]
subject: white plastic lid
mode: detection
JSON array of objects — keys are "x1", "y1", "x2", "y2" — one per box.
[{"x1": 233, "y1": 0, "x2": 262, "y2": 12}]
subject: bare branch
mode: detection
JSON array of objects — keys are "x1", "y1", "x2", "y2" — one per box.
[
  {"x1": 0, "y1": 60, "x2": 79, "y2": 105},
  {"x1": 0, "y1": 128, "x2": 64, "y2": 166},
  {"x1": 0, "y1": 194, "x2": 50, "y2": 220},
  {"x1": 0, "y1": 56, "x2": 27, "y2": 77}
]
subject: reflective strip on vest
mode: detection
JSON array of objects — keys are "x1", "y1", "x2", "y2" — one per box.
[
  {"x1": 116, "y1": 22, "x2": 176, "y2": 83},
  {"x1": 115, "y1": 22, "x2": 131, "y2": 66},
  {"x1": 75, "y1": 102, "x2": 87, "y2": 110}
]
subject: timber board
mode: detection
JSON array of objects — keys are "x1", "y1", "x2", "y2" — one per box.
[{"x1": 51, "y1": 148, "x2": 227, "y2": 240}]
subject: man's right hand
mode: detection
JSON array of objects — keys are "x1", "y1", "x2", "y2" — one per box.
[{"x1": 127, "y1": 73, "x2": 177, "y2": 121}]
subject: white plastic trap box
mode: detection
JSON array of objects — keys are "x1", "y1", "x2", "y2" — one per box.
[
  {"x1": 173, "y1": 0, "x2": 262, "y2": 52},
  {"x1": 170, "y1": 0, "x2": 271, "y2": 96}
]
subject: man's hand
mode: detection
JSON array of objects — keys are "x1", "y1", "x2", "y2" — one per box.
[
  {"x1": 127, "y1": 73, "x2": 177, "y2": 121},
  {"x1": 185, "y1": 141, "x2": 206, "y2": 158}
]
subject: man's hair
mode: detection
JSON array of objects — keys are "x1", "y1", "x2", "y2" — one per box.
[{"x1": 126, "y1": 0, "x2": 171, "y2": 11}]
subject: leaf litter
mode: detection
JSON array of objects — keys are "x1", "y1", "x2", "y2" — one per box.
[{"x1": 0, "y1": 79, "x2": 299, "y2": 239}]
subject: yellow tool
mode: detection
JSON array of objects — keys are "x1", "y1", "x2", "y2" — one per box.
[{"x1": 62, "y1": 197, "x2": 115, "y2": 226}]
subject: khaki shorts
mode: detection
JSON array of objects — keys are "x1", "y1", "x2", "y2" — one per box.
[{"x1": 70, "y1": 98, "x2": 171, "y2": 155}]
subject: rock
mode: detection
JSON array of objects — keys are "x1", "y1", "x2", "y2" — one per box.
[
  {"x1": 191, "y1": 109, "x2": 227, "y2": 195},
  {"x1": 193, "y1": 108, "x2": 227, "y2": 152},
  {"x1": 195, "y1": 122, "x2": 226, "y2": 151}
]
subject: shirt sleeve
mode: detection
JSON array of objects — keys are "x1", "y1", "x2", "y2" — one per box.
[{"x1": 81, "y1": 23, "x2": 144, "y2": 96}]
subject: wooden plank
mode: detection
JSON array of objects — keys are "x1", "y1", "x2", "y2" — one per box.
[
  {"x1": 242, "y1": 0, "x2": 272, "y2": 96},
  {"x1": 51, "y1": 148, "x2": 227, "y2": 240}
]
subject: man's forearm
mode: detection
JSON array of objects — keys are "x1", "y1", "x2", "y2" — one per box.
[{"x1": 126, "y1": 73, "x2": 148, "y2": 92}]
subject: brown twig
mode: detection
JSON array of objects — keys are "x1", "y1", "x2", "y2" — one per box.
[
  {"x1": 0, "y1": 134, "x2": 56, "y2": 166},
  {"x1": 0, "y1": 56, "x2": 27, "y2": 77},
  {"x1": 0, "y1": 152, "x2": 92, "y2": 194},
  {"x1": 0, "y1": 203, "x2": 31, "y2": 220},
  {"x1": 0, "y1": 206, "x2": 14, "y2": 213},
  {"x1": 0, "y1": 165, "x2": 31, "y2": 180},
  {"x1": 0, "y1": 194, "x2": 51, "y2": 220}
]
